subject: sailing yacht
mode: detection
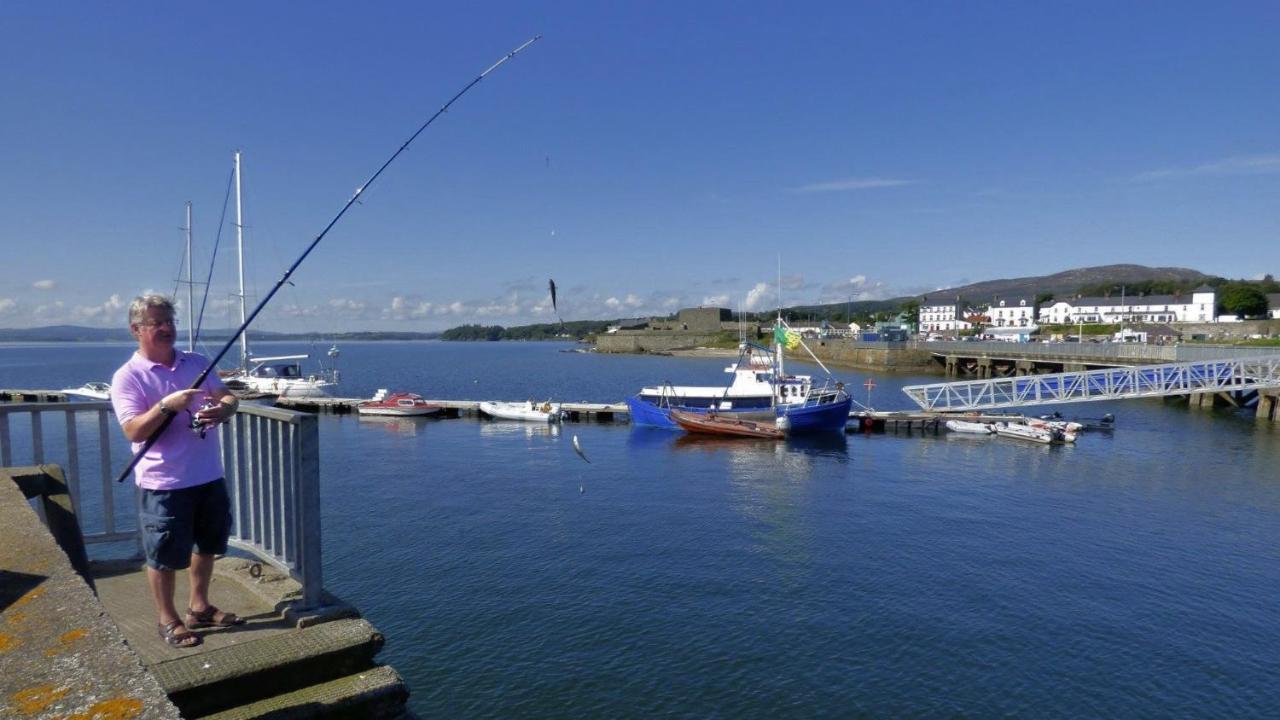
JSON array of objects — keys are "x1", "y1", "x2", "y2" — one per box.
[{"x1": 218, "y1": 151, "x2": 339, "y2": 398}]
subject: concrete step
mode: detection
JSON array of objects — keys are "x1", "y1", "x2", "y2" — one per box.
[
  {"x1": 198, "y1": 664, "x2": 409, "y2": 720},
  {"x1": 151, "y1": 618, "x2": 385, "y2": 718}
]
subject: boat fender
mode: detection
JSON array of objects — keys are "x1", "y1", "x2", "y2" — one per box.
[{"x1": 776, "y1": 415, "x2": 791, "y2": 432}]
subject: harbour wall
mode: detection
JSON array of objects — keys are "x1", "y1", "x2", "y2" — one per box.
[
  {"x1": 803, "y1": 339, "x2": 937, "y2": 372},
  {"x1": 596, "y1": 332, "x2": 727, "y2": 354}
]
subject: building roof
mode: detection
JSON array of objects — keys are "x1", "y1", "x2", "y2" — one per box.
[
  {"x1": 1193, "y1": 284, "x2": 1215, "y2": 293},
  {"x1": 990, "y1": 295, "x2": 1034, "y2": 307},
  {"x1": 1268, "y1": 294, "x2": 1280, "y2": 309},
  {"x1": 1068, "y1": 293, "x2": 1201, "y2": 307}
]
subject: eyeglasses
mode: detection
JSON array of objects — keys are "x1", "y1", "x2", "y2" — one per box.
[{"x1": 138, "y1": 318, "x2": 177, "y2": 328}]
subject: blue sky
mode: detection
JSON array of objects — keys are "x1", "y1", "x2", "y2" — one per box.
[{"x1": 2, "y1": 2, "x2": 1277, "y2": 331}]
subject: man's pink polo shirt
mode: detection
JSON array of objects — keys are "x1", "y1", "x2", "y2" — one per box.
[{"x1": 111, "y1": 351, "x2": 228, "y2": 491}]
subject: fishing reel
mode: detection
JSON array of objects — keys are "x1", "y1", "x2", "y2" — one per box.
[{"x1": 190, "y1": 400, "x2": 219, "y2": 439}]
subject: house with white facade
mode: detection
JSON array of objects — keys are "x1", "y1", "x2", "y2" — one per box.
[
  {"x1": 1038, "y1": 285, "x2": 1216, "y2": 325},
  {"x1": 987, "y1": 296, "x2": 1037, "y2": 329},
  {"x1": 918, "y1": 296, "x2": 972, "y2": 335},
  {"x1": 982, "y1": 296, "x2": 1039, "y2": 341},
  {"x1": 1268, "y1": 294, "x2": 1280, "y2": 320}
]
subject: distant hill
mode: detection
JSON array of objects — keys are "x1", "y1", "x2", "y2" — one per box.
[
  {"x1": 789, "y1": 264, "x2": 1217, "y2": 319},
  {"x1": 914, "y1": 264, "x2": 1215, "y2": 304}
]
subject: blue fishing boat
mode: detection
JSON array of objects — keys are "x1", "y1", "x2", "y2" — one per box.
[{"x1": 626, "y1": 322, "x2": 852, "y2": 434}]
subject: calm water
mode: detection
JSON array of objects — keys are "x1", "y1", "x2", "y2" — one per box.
[{"x1": 4, "y1": 341, "x2": 1280, "y2": 718}]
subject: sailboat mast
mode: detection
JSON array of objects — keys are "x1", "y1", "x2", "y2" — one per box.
[
  {"x1": 185, "y1": 201, "x2": 195, "y2": 351},
  {"x1": 234, "y1": 151, "x2": 249, "y2": 371}
]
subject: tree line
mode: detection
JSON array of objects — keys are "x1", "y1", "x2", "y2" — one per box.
[{"x1": 441, "y1": 321, "x2": 611, "y2": 341}]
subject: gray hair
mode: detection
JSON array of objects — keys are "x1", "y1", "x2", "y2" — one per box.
[{"x1": 128, "y1": 295, "x2": 176, "y2": 326}]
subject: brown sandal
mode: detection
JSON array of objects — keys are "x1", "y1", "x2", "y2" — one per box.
[
  {"x1": 186, "y1": 605, "x2": 245, "y2": 629},
  {"x1": 158, "y1": 620, "x2": 202, "y2": 647}
]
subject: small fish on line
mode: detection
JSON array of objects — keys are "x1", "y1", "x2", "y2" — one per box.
[{"x1": 572, "y1": 434, "x2": 590, "y2": 463}]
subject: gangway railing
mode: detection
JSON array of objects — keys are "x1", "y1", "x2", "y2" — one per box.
[
  {"x1": 0, "y1": 401, "x2": 323, "y2": 608},
  {"x1": 902, "y1": 355, "x2": 1280, "y2": 412}
]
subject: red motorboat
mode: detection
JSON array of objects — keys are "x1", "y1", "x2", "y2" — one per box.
[
  {"x1": 669, "y1": 409, "x2": 785, "y2": 439},
  {"x1": 356, "y1": 390, "x2": 442, "y2": 417}
]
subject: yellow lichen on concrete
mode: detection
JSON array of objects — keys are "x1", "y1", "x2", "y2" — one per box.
[
  {"x1": 45, "y1": 627, "x2": 90, "y2": 657},
  {"x1": 59, "y1": 697, "x2": 145, "y2": 720},
  {"x1": 10, "y1": 684, "x2": 70, "y2": 713},
  {"x1": 7, "y1": 610, "x2": 29, "y2": 626},
  {"x1": 0, "y1": 631, "x2": 21, "y2": 652},
  {"x1": 12, "y1": 587, "x2": 46, "y2": 608}
]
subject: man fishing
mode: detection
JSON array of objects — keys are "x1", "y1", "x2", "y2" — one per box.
[{"x1": 110, "y1": 295, "x2": 243, "y2": 648}]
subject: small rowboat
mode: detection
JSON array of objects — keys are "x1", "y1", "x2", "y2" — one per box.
[
  {"x1": 479, "y1": 400, "x2": 565, "y2": 423},
  {"x1": 356, "y1": 390, "x2": 441, "y2": 417},
  {"x1": 944, "y1": 419, "x2": 994, "y2": 434},
  {"x1": 670, "y1": 409, "x2": 785, "y2": 439},
  {"x1": 994, "y1": 421, "x2": 1058, "y2": 444}
]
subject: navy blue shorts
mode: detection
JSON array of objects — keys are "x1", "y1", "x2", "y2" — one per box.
[{"x1": 139, "y1": 478, "x2": 232, "y2": 571}]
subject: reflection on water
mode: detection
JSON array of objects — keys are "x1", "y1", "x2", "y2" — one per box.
[
  {"x1": 476, "y1": 420, "x2": 561, "y2": 439},
  {"x1": 355, "y1": 415, "x2": 437, "y2": 435}
]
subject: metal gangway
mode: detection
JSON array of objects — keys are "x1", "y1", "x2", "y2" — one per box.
[{"x1": 902, "y1": 355, "x2": 1280, "y2": 412}]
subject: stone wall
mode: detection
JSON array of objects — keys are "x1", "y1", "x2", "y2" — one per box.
[
  {"x1": 1175, "y1": 319, "x2": 1280, "y2": 341},
  {"x1": 804, "y1": 339, "x2": 938, "y2": 372},
  {"x1": 595, "y1": 332, "x2": 726, "y2": 354}
]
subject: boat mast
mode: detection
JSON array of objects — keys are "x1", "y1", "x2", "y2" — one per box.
[
  {"x1": 184, "y1": 201, "x2": 195, "y2": 351},
  {"x1": 775, "y1": 255, "x2": 785, "y2": 377},
  {"x1": 234, "y1": 150, "x2": 249, "y2": 372}
]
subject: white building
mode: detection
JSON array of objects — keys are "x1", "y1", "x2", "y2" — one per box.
[
  {"x1": 918, "y1": 296, "x2": 972, "y2": 334},
  {"x1": 1269, "y1": 294, "x2": 1280, "y2": 320},
  {"x1": 1038, "y1": 286, "x2": 1216, "y2": 325},
  {"x1": 982, "y1": 296, "x2": 1039, "y2": 341},
  {"x1": 986, "y1": 296, "x2": 1037, "y2": 329}
]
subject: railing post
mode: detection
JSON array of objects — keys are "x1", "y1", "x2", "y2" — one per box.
[{"x1": 294, "y1": 412, "x2": 322, "y2": 609}]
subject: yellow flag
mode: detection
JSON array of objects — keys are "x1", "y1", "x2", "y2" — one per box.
[{"x1": 784, "y1": 330, "x2": 801, "y2": 350}]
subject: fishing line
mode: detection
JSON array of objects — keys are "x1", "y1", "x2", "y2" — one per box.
[{"x1": 117, "y1": 35, "x2": 542, "y2": 482}]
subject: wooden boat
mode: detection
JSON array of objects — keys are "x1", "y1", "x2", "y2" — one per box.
[
  {"x1": 356, "y1": 390, "x2": 441, "y2": 417},
  {"x1": 670, "y1": 410, "x2": 785, "y2": 439},
  {"x1": 944, "y1": 419, "x2": 994, "y2": 434},
  {"x1": 994, "y1": 421, "x2": 1057, "y2": 444},
  {"x1": 61, "y1": 382, "x2": 111, "y2": 400},
  {"x1": 479, "y1": 400, "x2": 565, "y2": 422}
]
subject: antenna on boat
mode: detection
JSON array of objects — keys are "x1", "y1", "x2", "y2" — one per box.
[
  {"x1": 234, "y1": 151, "x2": 249, "y2": 373},
  {"x1": 115, "y1": 35, "x2": 543, "y2": 483}
]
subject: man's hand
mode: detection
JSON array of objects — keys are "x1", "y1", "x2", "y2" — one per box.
[{"x1": 162, "y1": 389, "x2": 202, "y2": 414}]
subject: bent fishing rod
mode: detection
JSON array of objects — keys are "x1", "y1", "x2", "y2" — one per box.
[{"x1": 117, "y1": 35, "x2": 541, "y2": 483}]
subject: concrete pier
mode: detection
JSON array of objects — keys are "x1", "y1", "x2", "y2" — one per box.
[{"x1": 2, "y1": 461, "x2": 415, "y2": 719}]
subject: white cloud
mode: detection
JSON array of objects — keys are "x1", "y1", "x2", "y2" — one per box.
[
  {"x1": 743, "y1": 282, "x2": 774, "y2": 311},
  {"x1": 1131, "y1": 153, "x2": 1280, "y2": 182},
  {"x1": 792, "y1": 177, "x2": 913, "y2": 193},
  {"x1": 0, "y1": 298, "x2": 16, "y2": 316},
  {"x1": 818, "y1": 274, "x2": 893, "y2": 303},
  {"x1": 33, "y1": 301, "x2": 65, "y2": 321},
  {"x1": 33, "y1": 280, "x2": 56, "y2": 290},
  {"x1": 701, "y1": 294, "x2": 731, "y2": 307},
  {"x1": 69, "y1": 294, "x2": 127, "y2": 325}
]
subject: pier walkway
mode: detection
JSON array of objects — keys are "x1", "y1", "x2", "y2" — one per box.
[
  {"x1": 902, "y1": 354, "x2": 1280, "y2": 413},
  {"x1": 0, "y1": 402, "x2": 415, "y2": 719},
  {"x1": 276, "y1": 396, "x2": 628, "y2": 420}
]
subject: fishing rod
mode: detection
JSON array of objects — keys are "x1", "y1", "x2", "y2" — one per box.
[{"x1": 117, "y1": 35, "x2": 542, "y2": 482}]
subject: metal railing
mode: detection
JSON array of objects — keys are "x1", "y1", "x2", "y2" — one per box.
[
  {"x1": 901, "y1": 355, "x2": 1280, "y2": 411},
  {"x1": 0, "y1": 401, "x2": 323, "y2": 608}
]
